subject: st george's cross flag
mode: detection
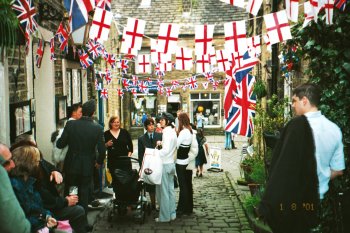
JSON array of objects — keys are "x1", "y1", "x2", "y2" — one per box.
[
  {"x1": 286, "y1": 0, "x2": 299, "y2": 22},
  {"x1": 216, "y1": 50, "x2": 231, "y2": 72},
  {"x1": 64, "y1": 0, "x2": 95, "y2": 32},
  {"x1": 123, "y1": 18, "x2": 146, "y2": 51},
  {"x1": 303, "y1": 2, "x2": 315, "y2": 28},
  {"x1": 209, "y1": 47, "x2": 217, "y2": 65},
  {"x1": 137, "y1": 54, "x2": 151, "y2": 74},
  {"x1": 195, "y1": 24, "x2": 215, "y2": 56},
  {"x1": 246, "y1": 36, "x2": 261, "y2": 58},
  {"x1": 263, "y1": 34, "x2": 272, "y2": 52},
  {"x1": 95, "y1": 0, "x2": 111, "y2": 11},
  {"x1": 175, "y1": 47, "x2": 193, "y2": 70},
  {"x1": 246, "y1": 0, "x2": 263, "y2": 16},
  {"x1": 225, "y1": 74, "x2": 256, "y2": 137},
  {"x1": 157, "y1": 61, "x2": 173, "y2": 72},
  {"x1": 310, "y1": 0, "x2": 322, "y2": 22},
  {"x1": 324, "y1": 0, "x2": 335, "y2": 25},
  {"x1": 36, "y1": 39, "x2": 44, "y2": 68},
  {"x1": 89, "y1": 7, "x2": 112, "y2": 42},
  {"x1": 264, "y1": 10, "x2": 292, "y2": 45},
  {"x1": 196, "y1": 54, "x2": 211, "y2": 73},
  {"x1": 120, "y1": 28, "x2": 139, "y2": 56},
  {"x1": 157, "y1": 23, "x2": 180, "y2": 54},
  {"x1": 224, "y1": 20, "x2": 247, "y2": 53},
  {"x1": 220, "y1": 0, "x2": 245, "y2": 8},
  {"x1": 11, "y1": 0, "x2": 38, "y2": 34},
  {"x1": 78, "y1": 49, "x2": 94, "y2": 69}
]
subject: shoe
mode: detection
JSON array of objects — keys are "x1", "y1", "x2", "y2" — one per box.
[
  {"x1": 155, "y1": 218, "x2": 169, "y2": 223},
  {"x1": 196, "y1": 171, "x2": 199, "y2": 177},
  {"x1": 232, "y1": 147, "x2": 238, "y2": 149},
  {"x1": 199, "y1": 173, "x2": 203, "y2": 177},
  {"x1": 86, "y1": 224, "x2": 93, "y2": 232},
  {"x1": 171, "y1": 216, "x2": 176, "y2": 221}
]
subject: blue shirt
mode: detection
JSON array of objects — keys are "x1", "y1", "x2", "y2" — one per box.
[{"x1": 305, "y1": 111, "x2": 345, "y2": 199}]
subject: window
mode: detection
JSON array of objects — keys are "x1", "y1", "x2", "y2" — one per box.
[
  {"x1": 131, "y1": 94, "x2": 157, "y2": 127},
  {"x1": 190, "y1": 93, "x2": 221, "y2": 128}
]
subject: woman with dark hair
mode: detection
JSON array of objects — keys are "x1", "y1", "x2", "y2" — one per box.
[
  {"x1": 195, "y1": 128, "x2": 209, "y2": 177},
  {"x1": 9, "y1": 145, "x2": 58, "y2": 233},
  {"x1": 155, "y1": 112, "x2": 177, "y2": 222},
  {"x1": 176, "y1": 112, "x2": 194, "y2": 215},
  {"x1": 104, "y1": 116, "x2": 133, "y2": 191}
]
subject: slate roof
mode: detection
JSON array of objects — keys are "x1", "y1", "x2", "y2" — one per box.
[{"x1": 112, "y1": 0, "x2": 248, "y2": 36}]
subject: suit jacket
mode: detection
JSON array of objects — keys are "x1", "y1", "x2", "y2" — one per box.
[
  {"x1": 56, "y1": 116, "x2": 106, "y2": 176},
  {"x1": 138, "y1": 131, "x2": 162, "y2": 166}
]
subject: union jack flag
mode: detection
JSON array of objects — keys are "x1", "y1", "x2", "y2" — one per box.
[
  {"x1": 50, "y1": 37, "x2": 55, "y2": 61},
  {"x1": 165, "y1": 87, "x2": 173, "y2": 96},
  {"x1": 205, "y1": 72, "x2": 215, "y2": 83},
  {"x1": 225, "y1": 74, "x2": 256, "y2": 137},
  {"x1": 155, "y1": 70, "x2": 165, "y2": 77},
  {"x1": 122, "y1": 78, "x2": 130, "y2": 90},
  {"x1": 104, "y1": 52, "x2": 116, "y2": 69},
  {"x1": 95, "y1": 0, "x2": 112, "y2": 11},
  {"x1": 171, "y1": 80, "x2": 180, "y2": 89},
  {"x1": 56, "y1": 23, "x2": 69, "y2": 54},
  {"x1": 212, "y1": 81, "x2": 219, "y2": 90},
  {"x1": 158, "y1": 87, "x2": 164, "y2": 95},
  {"x1": 131, "y1": 88, "x2": 137, "y2": 98},
  {"x1": 132, "y1": 75, "x2": 139, "y2": 86},
  {"x1": 334, "y1": 0, "x2": 347, "y2": 11},
  {"x1": 187, "y1": 76, "x2": 198, "y2": 90},
  {"x1": 119, "y1": 59, "x2": 129, "y2": 73},
  {"x1": 95, "y1": 79, "x2": 102, "y2": 91},
  {"x1": 157, "y1": 78, "x2": 164, "y2": 90},
  {"x1": 224, "y1": 74, "x2": 237, "y2": 119},
  {"x1": 36, "y1": 39, "x2": 44, "y2": 68},
  {"x1": 78, "y1": 49, "x2": 94, "y2": 69},
  {"x1": 138, "y1": 81, "x2": 149, "y2": 93},
  {"x1": 100, "y1": 88, "x2": 108, "y2": 99},
  {"x1": 105, "y1": 69, "x2": 112, "y2": 84},
  {"x1": 117, "y1": 88, "x2": 124, "y2": 98},
  {"x1": 86, "y1": 39, "x2": 102, "y2": 60},
  {"x1": 232, "y1": 51, "x2": 259, "y2": 83},
  {"x1": 11, "y1": 0, "x2": 38, "y2": 34}
]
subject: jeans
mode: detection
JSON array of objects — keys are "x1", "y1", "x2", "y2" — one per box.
[
  {"x1": 54, "y1": 205, "x2": 87, "y2": 233},
  {"x1": 176, "y1": 164, "x2": 193, "y2": 213},
  {"x1": 225, "y1": 132, "x2": 231, "y2": 149}
]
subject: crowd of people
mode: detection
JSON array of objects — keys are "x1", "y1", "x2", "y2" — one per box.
[{"x1": 1, "y1": 83, "x2": 344, "y2": 232}]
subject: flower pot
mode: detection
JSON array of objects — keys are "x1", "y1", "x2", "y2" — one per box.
[{"x1": 248, "y1": 183, "x2": 261, "y2": 196}]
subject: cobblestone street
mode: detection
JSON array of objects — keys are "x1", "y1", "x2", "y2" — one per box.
[{"x1": 91, "y1": 135, "x2": 253, "y2": 233}]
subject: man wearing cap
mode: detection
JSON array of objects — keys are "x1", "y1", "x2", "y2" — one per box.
[
  {"x1": 0, "y1": 143, "x2": 31, "y2": 233},
  {"x1": 57, "y1": 99, "x2": 106, "y2": 221}
]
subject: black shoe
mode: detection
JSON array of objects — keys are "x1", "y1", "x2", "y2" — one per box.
[
  {"x1": 86, "y1": 224, "x2": 93, "y2": 232},
  {"x1": 232, "y1": 147, "x2": 238, "y2": 149}
]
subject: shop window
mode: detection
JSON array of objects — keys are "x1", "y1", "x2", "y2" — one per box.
[
  {"x1": 131, "y1": 94, "x2": 157, "y2": 127},
  {"x1": 191, "y1": 93, "x2": 199, "y2": 99},
  {"x1": 190, "y1": 93, "x2": 221, "y2": 128}
]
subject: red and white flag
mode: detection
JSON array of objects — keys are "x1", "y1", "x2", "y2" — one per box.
[
  {"x1": 220, "y1": 0, "x2": 245, "y2": 8},
  {"x1": 263, "y1": 34, "x2": 272, "y2": 52},
  {"x1": 324, "y1": 0, "x2": 334, "y2": 25},
  {"x1": 224, "y1": 20, "x2": 247, "y2": 53},
  {"x1": 36, "y1": 39, "x2": 44, "y2": 68},
  {"x1": 264, "y1": 10, "x2": 292, "y2": 45},
  {"x1": 209, "y1": 47, "x2": 217, "y2": 65},
  {"x1": 157, "y1": 23, "x2": 180, "y2": 54},
  {"x1": 89, "y1": 7, "x2": 112, "y2": 42},
  {"x1": 212, "y1": 81, "x2": 219, "y2": 90},
  {"x1": 95, "y1": 0, "x2": 112, "y2": 11},
  {"x1": 195, "y1": 24, "x2": 215, "y2": 56},
  {"x1": 137, "y1": 54, "x2": 151, "y2": 74},
  {"x1": 175, "y1": 47, "x2": 193, "y2": 70},
  {"x1": 165, "y1": 87, "x2": 173, "y2": 97},
  {"x1": 157, "y1": 61, "x2": 173, "y2": 72},
  {"x1": 216, "y1": 50, "x2": 230, "y2": 72},
  {"x1": 196, "y1": 54, "x2": 210, "y2": 73},
  {"x1": 286, "y1": 0, "x2": 299, "y2": 22},
  {"x1": 123, "y1": 18, "x2": 145, "y2": 50},
  {"x1": 310, "y1": 0, "x2": 322, "y2": 22},
  {"x1": 151, "y1": 39, "x2": 169, "y2": 64},
  {"x1": 246, "y1": 36, "x2": 261, "y2": 57},
  {"x1": 117, "y1": 88, "x2": 124, "y2": 98},
  {"x1": 303, "y1": 2, "x2": 315, "y2": 28},
  {"x1": 246, "y1": 0, "x2": 263, "y2": 16},
  {"x1": 187, "y1": 76, "x2": 198, "y2": 90}
]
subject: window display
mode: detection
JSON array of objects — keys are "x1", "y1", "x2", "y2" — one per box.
[
  {"x1": 131, "y1": 94, "x2": 157, "y2": 127},
  {"x1": 190, "y1": 93, "x2": 221, "y2": 128}
]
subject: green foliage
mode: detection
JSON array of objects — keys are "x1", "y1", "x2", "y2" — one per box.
[
  {"x1": 253, "y1": 79, "x2": 267, "y2": 98},
  {"x1": 244, "y1": 195, "x2": 261, "y2": 213},
  {"x1": 0, "y1": 0, "x2": 19, "y2": 52},
  {"x1": 290, "y1": 7, "x2": 350, "y2": 232},
  {"x1": 250, "y1": 159, "x2": 266, "y2": 184}
]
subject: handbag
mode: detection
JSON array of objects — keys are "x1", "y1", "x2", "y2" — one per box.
[{"x1": 140, "y1": 148, "x2": 163, "y2": 185}]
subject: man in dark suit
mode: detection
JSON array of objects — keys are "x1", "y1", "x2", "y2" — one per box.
[
  {"x1": 138, "y1": 118, "x2": 162, "y2": 210},
  {"x1": 57, "y1": 99, "x2": 106, "y2": 220}
]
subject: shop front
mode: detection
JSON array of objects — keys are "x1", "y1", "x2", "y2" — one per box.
[{"x1": 190, "y1": 92, "x2": 221, "y2": 128}]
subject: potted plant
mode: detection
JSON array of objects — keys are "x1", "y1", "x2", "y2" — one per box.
[
  {"x1": 244, "y1": 195, "x2": 261, "y2": 216},
  {"x1": 0, "y1": 0, "x2": 19, "y2": 54},
  {"x1": 248, "y1": 159, "x2": 266, "y2": 196}
]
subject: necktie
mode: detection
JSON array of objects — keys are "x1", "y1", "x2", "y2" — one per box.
[{"x1": 150, "y1": 133, "x2": 153, "y2": 144}]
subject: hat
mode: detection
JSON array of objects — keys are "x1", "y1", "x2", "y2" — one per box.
[
  {"x1": 161, "y1": 112, "x2": 175, "y2": 124},
  {"x1": 82, "y1": 99, "x2": 96, "y2": 116}
]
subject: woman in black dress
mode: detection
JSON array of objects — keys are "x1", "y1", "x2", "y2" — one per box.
[{"x1": 104, "y1": 116, "x2": 133, "y2": 190}]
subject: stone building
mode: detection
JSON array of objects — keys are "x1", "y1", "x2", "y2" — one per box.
[{"x1": 112, "y1": 0, "x2": 248, "y2": 136}]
